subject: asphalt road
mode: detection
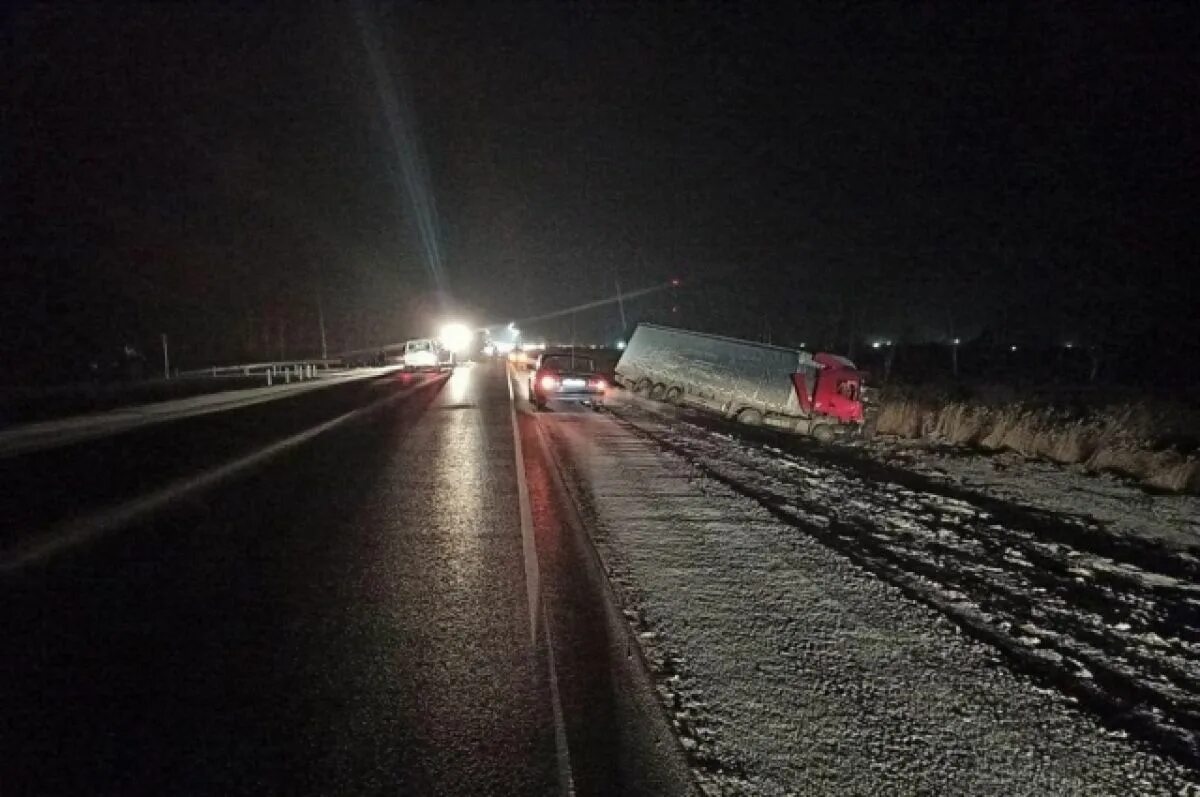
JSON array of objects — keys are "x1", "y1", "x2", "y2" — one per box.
[{"x1": 0, "y1": 363, "x2": 693, "y2": 796}]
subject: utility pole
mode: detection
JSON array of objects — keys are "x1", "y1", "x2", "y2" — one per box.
[
  {"x1": 316, "y1": 287, "x2": 329, "y2": 361},
  {"x1": 947, "y1": 309, "x2": 958, "y2": 378},
  {"x1": 161, "y1": 333, "x2": 170, "y2": 379},
  {"x1": 615, "y1": 274, "x2": 627, "y2": 335},
  {"x1": 847, "y1": 306, "x2": 857, "y2": 359}
]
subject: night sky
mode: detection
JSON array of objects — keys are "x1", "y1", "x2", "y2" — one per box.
[{"x1": 5, "y1": 3, "x2": 1197, "y2": 381}]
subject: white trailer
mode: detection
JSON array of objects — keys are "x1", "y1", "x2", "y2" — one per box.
[{"x1": 614, "y1": 323, "x2": 864, "y2": 440}]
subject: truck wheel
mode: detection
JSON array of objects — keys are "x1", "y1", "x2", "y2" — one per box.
[
  {"x1": 738, "y1": 408, "x2": 762, "y2": 426},
  {"x1": 634, "y1": 378, "x2": 653, "y2": 395},
  {"x1": 811, "y1": 424, "x2": 835, "y2": 443},
  {"x1": 649, "y1": 383, "x2": 667, "y2": 400},
  {"x1": 665, "y1": 386, "x2": 683, "y2": 404}
]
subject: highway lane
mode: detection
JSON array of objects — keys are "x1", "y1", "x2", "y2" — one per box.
[
  {"x1": 0, "y1": 367, "x2": 403, "y2": 457},
  {"x1": 0, "y1": 363, "x2": 691, "y2": 796}
]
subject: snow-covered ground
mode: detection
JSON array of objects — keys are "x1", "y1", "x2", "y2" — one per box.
[
  {"x1": 540, "y1": 398, "x2": 1198, "y2": 794},
  {"x1": 867, "y1": 439, "x2": 1200, "y2": 551}
]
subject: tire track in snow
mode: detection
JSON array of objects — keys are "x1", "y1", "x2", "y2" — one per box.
[{"x1": 608, "y1": 403, "x2": 1200, "y2": 773}]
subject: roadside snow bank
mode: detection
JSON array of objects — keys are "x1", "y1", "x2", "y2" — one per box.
[
  {"x1": 545, "y1": 410, "x2": 1195, "y2": 794},
  {"x1": 869, "y1": 441, "x2": 1200, "y2": 552},
  {"x1": 874, "y1": 392, "x2": 1200, "y2": 494}
]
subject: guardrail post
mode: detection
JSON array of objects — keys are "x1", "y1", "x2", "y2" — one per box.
[
  {"x1": 266, "y1": 370, "x2": 272, "y2": 386},
  {"x1": 285, "y1": 368, "x2": 291, "y2": 384}
]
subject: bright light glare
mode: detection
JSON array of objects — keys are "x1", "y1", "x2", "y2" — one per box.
[
  {"x1": 616, "y1": 340, "x2": 627, "y2": 350},
  {"x1": 540, "y1": 375, "x2": 559, "y2": 390},
  {"x1": 439, "y1": 322, "x2": 473, "y2": 354}
]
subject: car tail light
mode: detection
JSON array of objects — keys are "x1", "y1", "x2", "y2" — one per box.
[
  {"x1": 589, "y1": 378, "x2": 608, "y2": 391},
  {"x1": 540, "y1": 374, "x2": 559, "y2": 390}
]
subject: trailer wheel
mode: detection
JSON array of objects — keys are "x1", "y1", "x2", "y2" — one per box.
[
  {"x1": 649, "y1": 383, "x2": 667, "y2": 400},
  {"x1": 664, "y1": 386, "x2": 683, "y2": 404},
  {"x1": 737, "y1": 408, "x2": 763, "y2": 426},
  {"x1": 633, "y1": 378, "x2": 653, "y2": 395},
  {"x1": 811, "y1": 424, "x2": 835, "y2": 443}
]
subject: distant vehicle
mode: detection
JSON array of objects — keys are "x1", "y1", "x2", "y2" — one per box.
[
  {"x1": 529, "y1": 349, "x2": 608, "y2": 411},
  {"x1": 614, "y1": 323, "x2": 864, "y2": 441},
  {"x1": 399, "y1": 338, "x2": 442, "y2": 371}
]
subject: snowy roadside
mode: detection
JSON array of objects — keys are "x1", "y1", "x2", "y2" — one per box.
[
  {"x1": 541, "y1": 404, "x2": 1197, "y2": 794},
  {"x1": 865, "y1": 437, "x2": 1200, "y2": 552}
]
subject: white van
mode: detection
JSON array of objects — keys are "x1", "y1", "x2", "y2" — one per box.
[{"x1": 400, "y1": 338, "x2": 440, "y2": 371}]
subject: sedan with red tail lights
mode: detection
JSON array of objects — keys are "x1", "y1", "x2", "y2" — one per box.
[{"x1": 529, "y1": 350, "x2": 608, "y2": 411}]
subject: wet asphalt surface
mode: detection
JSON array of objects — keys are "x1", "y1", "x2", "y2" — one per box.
[{"x1": 0, "y1": 364, "x2": 693, "y2": 796}]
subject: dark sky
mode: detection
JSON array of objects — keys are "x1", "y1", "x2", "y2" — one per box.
[{"x1": 5, "y1": 3, "x2": 1197, "y2": 379}]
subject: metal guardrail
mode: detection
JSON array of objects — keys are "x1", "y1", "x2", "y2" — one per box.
[{"x1": 178, "y1": 359, "x2": 343, "y2": 386}]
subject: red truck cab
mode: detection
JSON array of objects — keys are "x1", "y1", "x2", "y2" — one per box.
[{"x1": 791, "y1": 353, "x2": 865, "y2": 427}]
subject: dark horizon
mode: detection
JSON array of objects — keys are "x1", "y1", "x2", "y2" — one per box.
[{"x1": 5, "y1": 3, "x2": 1197, "y2": 382}]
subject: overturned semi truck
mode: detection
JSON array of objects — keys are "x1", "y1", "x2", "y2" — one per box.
[{"x1": 614, "y1": 323, "x2": 865, "y2": 441}]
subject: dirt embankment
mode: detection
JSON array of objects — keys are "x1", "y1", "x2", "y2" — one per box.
[{"x1": 873, "y1": 387, "x2": 1200, "y2": 494}]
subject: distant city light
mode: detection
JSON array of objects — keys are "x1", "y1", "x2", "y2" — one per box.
[
  {"x1": 1064, "y1": 342, "x2": 1074, "y2": 349},
  {"x1": 1010, "y1": 345, "x2": 1018, "y2": 352},
  {"x1": 616, "y1": 340, "x2": 627, "y2": 350},
  {"x1": 872, "y1": 341, "x2": 882, "y2": 349},
  {"x1": 953, "y1": 338, "x2": 961, "y2": 345}
]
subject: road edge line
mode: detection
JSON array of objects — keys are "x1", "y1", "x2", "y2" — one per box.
[
  {"x1": 528, "y1": 412, "x2": 704, "y2": 796},
  {"x1": 506, "y1": 363, "x2": 576, "y2": 797},
  {"x1": 506, "y1": 365, "x2": 541, "y2": 645}
]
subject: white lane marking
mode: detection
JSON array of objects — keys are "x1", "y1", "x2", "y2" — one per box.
[
  {"x1": 506, "y1": 364, "x2": 576, "y2": 797},
  {"x1": 507, "y1": 365, "x2": 541, "y2": 644},
  {"x1": 0, "y1": 379, "x2": 434, "y2": 573},
  {"x1": 543, "y1": 600, "x2": 576, "y2": 797}
]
